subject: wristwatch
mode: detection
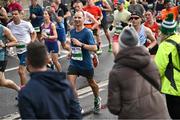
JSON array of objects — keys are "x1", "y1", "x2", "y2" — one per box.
[{"x1": 5, "y1": 43, "x2": 8, "y2": 47}]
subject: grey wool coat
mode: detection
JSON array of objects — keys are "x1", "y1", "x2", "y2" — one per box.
[{"x1": 107, "y1": 46, "x2": 170, "y2": 119}]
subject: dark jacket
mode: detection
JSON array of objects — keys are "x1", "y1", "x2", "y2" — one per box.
[
  {"x1": 29, "y1": 4, "x2": 43, "y2": 28},
  {"x1": 18, "y1": 71, "x2": 82, "y2": 119},
  {"x1": 107, "y1": 46, "x2": 170, "y2": 119}
]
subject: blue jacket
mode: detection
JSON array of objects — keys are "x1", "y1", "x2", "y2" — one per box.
[
  {"x1": 29, "y1": 4, "x2": 43, "y2": 28},
  {"x1": 18, "y1": 71, "x2": 82, "y2": 119}
]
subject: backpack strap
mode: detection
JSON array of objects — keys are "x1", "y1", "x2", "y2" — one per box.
[
  {"x1": 165, "y1": 39, "x2": 180, "y2": 72},
  {"x1": 124, "y1": 65, "x2": 161, "y2": 91},
  {"x1": 165, "y1": 53, "x2": 178, "y2": 91},
  {"x1": 133, "y1": 68, "x2": 161, "y2": 91},
  {"x1": 164, "y1": 39, "x2": 180, "y2": 91}
]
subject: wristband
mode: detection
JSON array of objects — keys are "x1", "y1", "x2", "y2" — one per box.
[
  {"x1": 81, "y1": 43, "x2": 85, "y2": 48},
  {"x1": 5, "y1": 43, "x2": 8, "y2": 47}
]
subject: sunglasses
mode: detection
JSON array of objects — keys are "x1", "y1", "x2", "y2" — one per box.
[{"x1": 130, "y1": 17, "x2": 140, "y2": 20}]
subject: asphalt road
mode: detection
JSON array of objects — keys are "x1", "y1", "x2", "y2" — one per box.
[{"x1": 0, "y1": 32, "x2": 115, "y2": 118}]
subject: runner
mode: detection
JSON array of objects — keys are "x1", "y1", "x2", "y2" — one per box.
[
  {"x1": 67, "y1": 11, "x2": 101, "y2": 114},
  {"x1": 73, "y1": 1, "x2": 100, "y2": 68},
  {"x1": 94, "y1": 0, "x2": 112, "y2": 52},
  {"x1": 50, "y1": 2, "x2": 70, "y2": 51},
  {"x1": 129, "y1": 10, "x2": 157, "y2": 50},
  {"x1": 110, "y1": 0, "x2": 131, "y2": 56},
  {"x1": 54, "y1": 0, "x2": 71, "y2": 34},
  {"x1": 7, "y1": 9, "x2": 36, "y2": 87},
  {"x1": 41, "y1": 9, "x2": 62, "y2": 72},
  {"x1": 83, "y1": 0, "x2": 103, "y2": 54},
  {"x1": 0, "y1": 23, "x2": 20, "y2": 91}
]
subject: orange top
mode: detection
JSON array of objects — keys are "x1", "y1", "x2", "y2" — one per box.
[
  {"x1": 161, "y1": 6, "x2": 179, "y2": 20},
  {"x1": 83, "y1": 5, "x2": 102, "y2": 20}
]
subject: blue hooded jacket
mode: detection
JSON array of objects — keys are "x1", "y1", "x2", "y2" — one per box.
[{"x1": 18, "y1": 71, "x2": 82, "y2": 119}]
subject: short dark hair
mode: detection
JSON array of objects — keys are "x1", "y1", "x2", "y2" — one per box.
[{"x1": 27, "y1": 41, "x2": 48, "y2": 68}]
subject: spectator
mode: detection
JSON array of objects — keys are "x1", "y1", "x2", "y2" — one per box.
[
  {"x1": 29, "y1": 0, "x2": 43, "y2": 41},
  {"x1": 108, "y1": 26, "x2": 170, "y2": 119},
  {"x1": 155, "y1": 13, "x2": 180, "y2": 119},
  {"x1": 18, "y1": 41, "x2": 82, "y2": 119}
]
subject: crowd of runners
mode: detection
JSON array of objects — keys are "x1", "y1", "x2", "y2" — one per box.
[{"x1": 0, "y1": 0, "x2": 179, "y2": 119}]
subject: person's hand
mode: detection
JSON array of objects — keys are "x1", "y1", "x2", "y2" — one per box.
[
  {"x1": 0, "y1": 40, "x2": 5, "y2": 48},
  {"x1": 109, "y1": 25, "x2": 113, "y2": 31},
  {"x1": 71, "y1": 38, "x2": 82, "y2": 47},
  {"x1": 67, "y1": 52, "x2": 72, "y2": 60},
  {"x1": 32, "y1": 14, "x2": 36, "y2": 19}
]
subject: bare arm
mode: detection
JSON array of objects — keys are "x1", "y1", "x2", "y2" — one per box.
[
  {"x1": 101, "y1": 1, "x2": 112, "y2": 12},
  {"x1": 64, "y1": 11, "x2": 71, "y2": 19},
  {"x1": 71, "y1": 38, "x2": 97, "y2": 52},
  {"x1": 3, "y1": 27, "x2": 17, "y2": 47},
  {"x1": 145, "y1": 27, "x2": 157, "y2": 49},
  {"x1": 30, "y1": 31, "x2": 37, "y2": 42},
  {"x1": 49, "y1": 23, "x2": 58, "y2": 40},
  {"x1": 87, "y1": 12, "x2": 99, "y2": 30},
  {"x1": 0, "y1": 7, "x2": 8, "y2": 21}
]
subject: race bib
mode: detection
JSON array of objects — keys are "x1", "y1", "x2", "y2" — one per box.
[
  {"x1": 115, "y1": 22, "x2": 123, "y2": 34},
  {"x1": 71, "y1": 47, "x2": 83, "y2": 61},
  {"x1": 34, "y1": 27, "x2": 40, "y2": 32}
]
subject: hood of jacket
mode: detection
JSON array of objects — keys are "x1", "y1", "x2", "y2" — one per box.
[
  {"x1": 30, "y1": 71, "x2": 69, "y2": 92},
  {"x1": 114, "y1": 46, "x2": 151, "y2": 69}
]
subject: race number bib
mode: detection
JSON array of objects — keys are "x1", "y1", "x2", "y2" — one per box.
[
  {"x1": 115, "y1": 22, "x2": 123, "y2": 34},
  {"x1": 34, "y1": 27, "x2": 40, "y2": 32},
  {"x1": 71, "y1": 47, "x2": 83, "y2": 61}
]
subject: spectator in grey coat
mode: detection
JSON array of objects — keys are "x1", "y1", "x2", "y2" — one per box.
[{"x1": 108, "y1": 26, "x2": 170, "y2": 119}]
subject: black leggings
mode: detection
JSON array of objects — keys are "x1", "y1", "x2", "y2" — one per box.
[{"x1": 166, "y1": 94, "x2": 180, "y2": 119}]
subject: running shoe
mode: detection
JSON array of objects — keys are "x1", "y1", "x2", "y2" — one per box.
[
  {"x1": 96, "y1": 49, "x2": 103, "y2": 55},
  {"x1": 80, "y1": 107, "x2": 84, "y2": 114},
  {"x1": 94, "y1": 96, "x2": 101, "y2": 114}
]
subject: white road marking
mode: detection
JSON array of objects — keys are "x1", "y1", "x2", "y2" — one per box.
[
  {"x1": 78, "y1": 88, "x2": 105, "y2": 99},
  {"x1": 78, "y1": 80, "x2": 108, "y2": 96}
]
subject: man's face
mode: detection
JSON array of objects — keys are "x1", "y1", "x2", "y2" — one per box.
[
  {"x1": 73, "y1": 11, "x2": 84, "y2": 26},
  {"x1": 130, "y1": 15, "x2": 141, "y2": 26},
  {"x1": 86, "y1": 0, "x2": 93, "y2": 6},
  {"x1": 12, "y1": 10, "x2": 20, "y2": 22},
  {"x1": 74, "y1": 3, "x2": 83, "y2": 12},
  {"x1": 164, "y1": 2, "x2": 172, "y2": 9},
  {"x1": 117, "y1": 3, "x2": 124, "y2": 11},
  {"x1": 145, "y1": 11, "x2": 153, "y2": 21},
  {"x1": 9, "y1": 0, "x2": 15, "y2": 3},
  {"x1": 31, "y1": 0, "x2": 37, "y2": 5},
  {"x1": 54, "y1": 0, "x2": 61, "y2": 4}
]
